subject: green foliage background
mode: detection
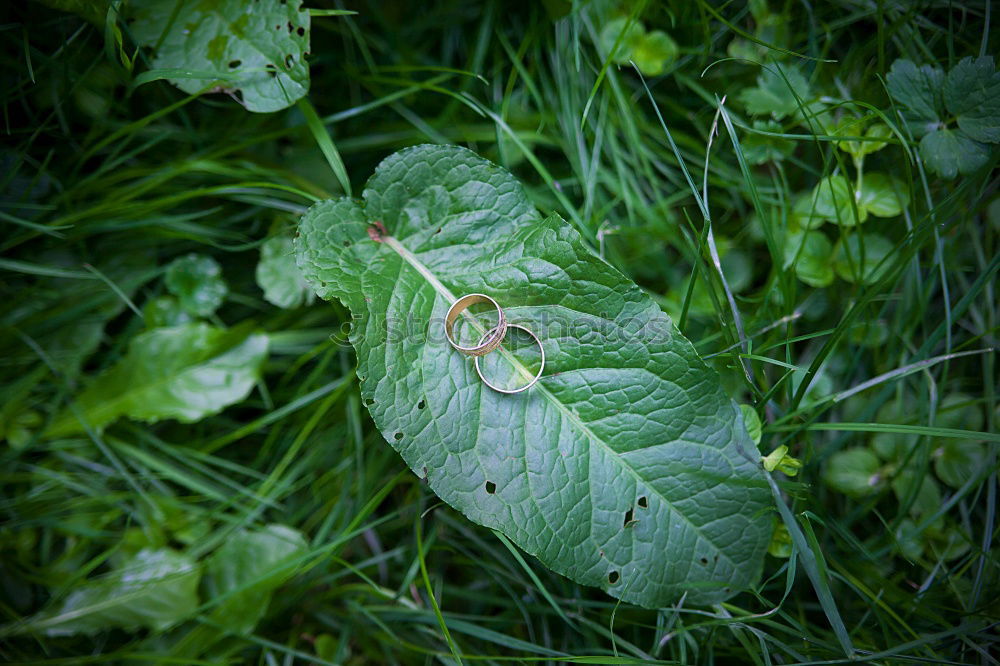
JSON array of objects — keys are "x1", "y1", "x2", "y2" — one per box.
[{"x1": 1, "y1": 0, "x2": 996, "y2": 663}]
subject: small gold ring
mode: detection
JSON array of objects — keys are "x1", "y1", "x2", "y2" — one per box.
[
  {"x1": 444, "y1": 293, "x2": 507, "y2": 357},
  {"x1": 474, "y1": 324, "x2": 545, "y2": 394}
]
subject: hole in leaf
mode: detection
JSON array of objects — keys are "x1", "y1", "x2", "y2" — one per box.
[
  {"x1": 297, "y1": 26, "x2": 305, "y2": 36},
  {"x1": 638, "y1": 496, "x2": 648, "y2": 508},
  {"x1": 608, "y1": 571, "x2": 620, "y2": 584},
  {"x1": 700, "y1": 557, "x2": 708, "y2": 565},
  {"x1": 485, "y1": 481, "x2": 496, "y2": 494},
  {"x1": 394, "y1": 432, "x2": 403, "y2": 441},
  {"x1": 287, "y1": 21, "x2": 294, "y2": 32},
  {"x1": 364, "y1": 397, "x2": 375, "y2": 406},
  {"x1": 228, "y1": 59, "x2": 241, "y2": 69},
  {"x1": 285, "y1": 54, "x2": 294, "y2": 68},
  {"x1": 342, "y1": 240, "x2": 350, "y2": 247},
  {"x1": 623, "y1": 509, "x2": 633, "y2": 527},
  {"x1": 417, "y1": 400, "x2": 426, "y2": 409}
]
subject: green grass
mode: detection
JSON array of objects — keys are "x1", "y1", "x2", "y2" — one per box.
[{"x1": 1, "y1": 0, "x2": 997, "y2": 664}]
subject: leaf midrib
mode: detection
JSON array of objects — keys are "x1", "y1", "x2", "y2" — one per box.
[{"x1": 380, "y1": 234, "x2": 742, "y2": 569}]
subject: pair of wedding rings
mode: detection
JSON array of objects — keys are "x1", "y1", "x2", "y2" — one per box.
[{"x1": 443, "y1": 293, "x2": 545, "y2": 394}]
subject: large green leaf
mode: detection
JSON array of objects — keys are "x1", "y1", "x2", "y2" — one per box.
[
  {"x1": 46, "y1": 323, "x2": 269, "y2": 437},
  {"x1": 36, "y1": 548, "x2": 200, "y2": 636},
  {"x1": 294, "y1": 145, "x2": 771, "y2": 607},
  {"x1": 130, "y1": 0, "x2": 311, "y2": 113}
]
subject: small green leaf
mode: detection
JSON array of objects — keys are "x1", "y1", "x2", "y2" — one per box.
[
  {"x1": 45, "y1": 323, "x2": 269, "y2": 437},
  {"x1": 783, "y1": 228, "x2": 834, "y2": 287},
  {"x1": 886, "y1": 59, "x2": 945, "y2": 137},
  {"x1": 943, "y1": 56, "x2": 1000, "y2": 143},
  {"x1": 739, "y1": 65, "x2": 811, "y2": 120},
  {"x1": 792, "y1": 194, "x2": 827, "y2": 230},
  {"x1": 762, "y1": 445, "x2": 802, "y2": 476},
  {"x1": 143, "y1": 295, "x2": 194, "y2": 328},
  {"x1": 165, "y1": 253, "x2": 228, "y2": 317},
  {"x1": 894, "y1": 519, "x2": 924, "y2": 560},
  {"x1": 598, "y1": 17, "x2": 644, "y2": 65},
  {"x1": 872, "y1": 432, "x2": 905, "y2": 461},
  {"x1": 833, "y1": 233, "x2": 893, "y2": 284},
  {"x1": 204, "y1": 524, "x2": 308, "y2": 635},
  {"x1": 129, "y1": 0, "x2": 311, "y2": 113},
  {"x1": 934, "y1": 440, "x2": 986, "y2": 489},
  {"x1": 39, "y1": 549, "x2": 200, "y2": 636},
  {"x1": 631, "y1": 30, "x2": 678, "y2": 76},
  {"x1": 255, "y1": 236, "x2": 315, "y2": 309},
  {"x1": 1, "y1": 410, "x2": 42, "y2": 451},
  {"x1": 833, "y1": 118, "x2": 891, "y2": 158},
  {"x1": 928, "y1": 525, "x2": 970, "y2": 561},
  {"x1": 767, "y1": 521, "x2": 792, "y2": 558},
  {"x1": 823, "y1": 448, "x2": 882, "y2": 497},
  {"x1": 919, "y1": 128, "x2": 991, "y2": 179},
  {"x1": 790, "y1": 368, "x2": 834, "y2": 405},
  {"x1": 743, "y1": 120, "x2": 795, "y2": 165},
  {"x1": 858, "y1": 172, "x2": 909, "y2": 218},
  {"x1": 740, "y1": 404, "x2": 762, "y2": 445},
  {"x1": 847, "y1": 319, "x2": 890, "y2": 348},
  {"x1": 891, "y1": 469, "x2": 941, "y2": 517},
  {"x1": 809, "y1": 175, "x2": 859, "y2": 226}
]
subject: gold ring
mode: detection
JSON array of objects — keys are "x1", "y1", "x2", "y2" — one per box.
[
  {"x1": 444, "y1": 293, "x2": 507, "y2": 357},
  {"x1": 474, "y1": 324, "x2": 545, "y2": 394}
]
